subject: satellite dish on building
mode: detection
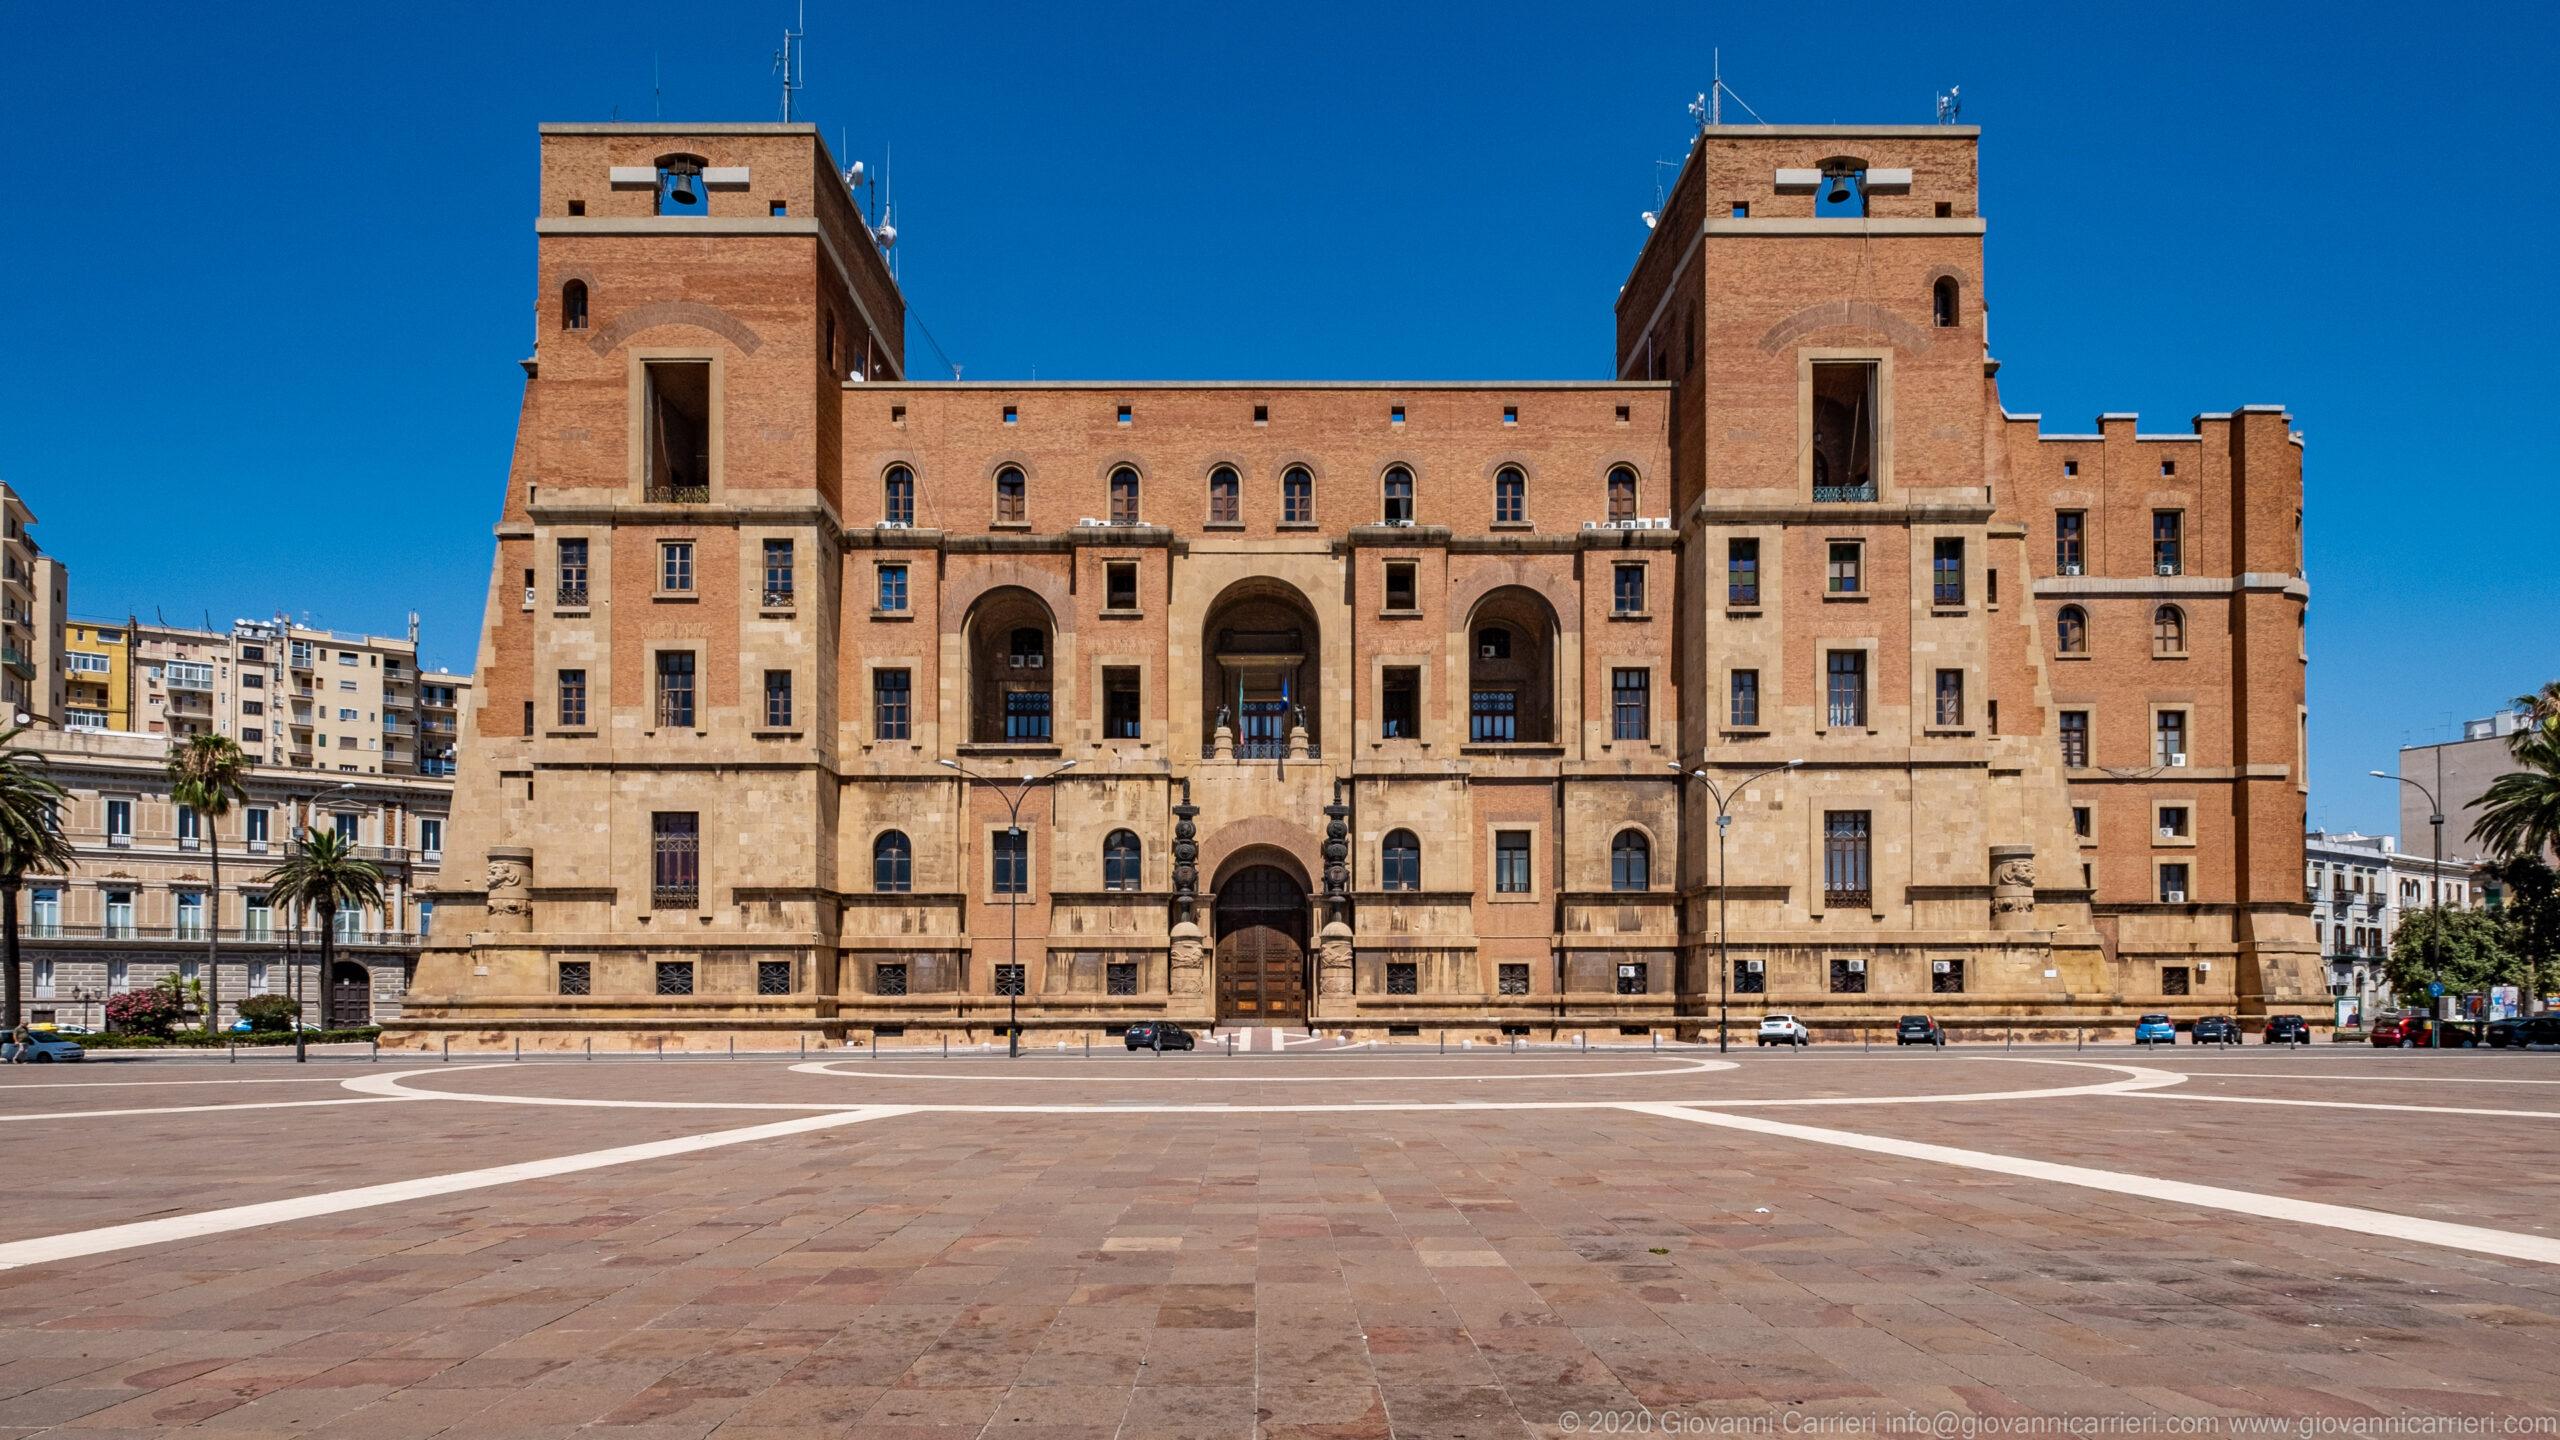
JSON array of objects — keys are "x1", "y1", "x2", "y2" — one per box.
[{"x1": 1641, "y1": 211, "x2": 1657, "y2": 230}]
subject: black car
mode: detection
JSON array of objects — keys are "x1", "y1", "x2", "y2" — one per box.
[
  {"x1": 2262, "y1": 1014, "x2": 2312, "y2": 1045},
  {"x1": 2190, "y1": 1015, "x2": 2242, "y2": 1045},
  {"x1": 1895, "y1": 1014, "x2": 1945, "y2": 1047},
  {"x1": 1125, "y1": 1022, "x2": 1196, "y2": 1052},
  {"x1": 2486, "y1": 1015, "x2": 2559, "y2": 1049}
]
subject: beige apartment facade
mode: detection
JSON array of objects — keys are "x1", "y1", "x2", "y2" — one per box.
[
  {"x1": 394, "y1": 119, "x2": 2319, "y2": 1049},
  {"x1": 1, "y1": 483, "x2": 68, "y2": 727},
  {"x1": 5, "y1": 727, "x2": 454, "y2": 1030}
]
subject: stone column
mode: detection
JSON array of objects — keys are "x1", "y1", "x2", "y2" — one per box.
[
  {"x1": 1989, "y1": 845, "x2": 2037, "y2": 932},
  {"x1": 1317, "y1": 921, "x2": 1353, "y2": 998},
  {"x1": 1168, "y1": 781, "x2": 1203, "y2": 1007},
  {"x1": 485, "y1": 847, "x2": 533, "y2": 934},
  {"x1": 1314, "y1": 779, "x2": 1353, "y2": 1017}
]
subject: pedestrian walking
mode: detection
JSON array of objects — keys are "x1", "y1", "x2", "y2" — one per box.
[{"x1": 7, "y1": 1023, "x2": 30, "y2": 1063}]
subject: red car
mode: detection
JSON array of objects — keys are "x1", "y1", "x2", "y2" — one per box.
[{"x1": 2369, "y1": 1015, "x2": 2477, "y2": 1048}]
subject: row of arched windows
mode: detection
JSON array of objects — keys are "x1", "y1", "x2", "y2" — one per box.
[
  {"x1": 878, "y1": 462, "x2": 1644, "y2": 528},
  {"x1": 866, "y1": 827, "x2": 1656, "y2": 893},
  {"x1": 2055, "y1": 604, "x2": 2187, "y2": 658}
]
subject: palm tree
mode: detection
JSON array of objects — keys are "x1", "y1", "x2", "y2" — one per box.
[
  {"x1": 259, "y1": 827, "x2": 382, "y2": 1061},
  {"x1": 0, "y1": 727, "x2": 75, "y2": 1029},
  {"x1": 167, "y1": 735, "x2": 250, "y2": 1032},
  {"x1": 2470, "y1": 718, "x2": 2560, "y2": 862},
  {"x1": 2511, "y1": 683, "x2": 2560, "y2": 754}
]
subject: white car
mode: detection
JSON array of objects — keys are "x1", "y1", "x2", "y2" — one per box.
[
  {"x1": 1756, "y1": 1013, "x2": 1810, "y2": 1047},
  {"x1": 3, "y1": 1033, "x2": 86, "y2": 1063}
]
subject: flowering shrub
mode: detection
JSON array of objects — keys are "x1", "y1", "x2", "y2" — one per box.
[
  {"x1": 104, "y1": 987, "x2": 184, "y2": 1038},
  {"x1": 236, "y1": 994, "x2": 302, "y2": 1032}
]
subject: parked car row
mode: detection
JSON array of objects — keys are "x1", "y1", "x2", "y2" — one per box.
[{"x1": 2369, "y1": 1013, "x2": 2560, "y2": 1049}]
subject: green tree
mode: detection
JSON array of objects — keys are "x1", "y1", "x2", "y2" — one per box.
[
  {"x1": 166, "y1": 735, "x2": 250, "y2": 1029},
  {"x1": 2385, "y1": 905, "x2": 2516, "y2": 1006},
  {"x1": 0, "y1": 727, "x2": 75, "y2": 1029},
  {"x1": 2479, "y1": 853, "x2": 2560, "y2": 1004},
  {"x1": 2469, "y1": 724, "x2": 2560, "y2": 863},
  {"x1": 259, "y1": 827, "x2": 382, "y2": 1062}
]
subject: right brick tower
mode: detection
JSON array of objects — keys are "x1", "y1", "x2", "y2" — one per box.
[{"x1": 1622, "y1": 124, "x2": 2321, "y2": 1027}]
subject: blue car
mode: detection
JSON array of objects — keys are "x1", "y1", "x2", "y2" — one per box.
[{"x1": 2134, "y1": 1013, "x2": 2177, "y2": 1046}]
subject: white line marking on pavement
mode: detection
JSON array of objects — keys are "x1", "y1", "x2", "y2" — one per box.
[
  {"x1": 2179, "y1": 1070, "x2": 2560, "y2": 1086},
  {"x1": 1621, "y1": 1100, "x2": 2560, "y2": 1266},
  {"x1": 0, "y1": 1075, "x2": 358, "y2": 1090},
  {"x1": 0, "y1": 1103, "x2": 914, "y2": 1271},
  {"x1": 790, "y1": 1056, "x2": 1738, "y2": 1083},
  {"x1": 2129, "y1": 1092, "x2": 2560, "y2": 1120},
  {"x1": 342, "y1": 1068, "x2": 856, "y2": 1111},
  {"x1": 0, "y1": 1096, "x2": 425, "y2": 1124}
]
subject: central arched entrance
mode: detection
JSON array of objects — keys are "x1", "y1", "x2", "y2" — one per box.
[{"x1": 1213, "y1": 864, "x2": 1308, "y2": 1023}]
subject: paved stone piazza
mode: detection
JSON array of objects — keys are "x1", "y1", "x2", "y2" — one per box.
[{"x1": 3, "y1": 1041, "x2": 2557, "y2": 1438}]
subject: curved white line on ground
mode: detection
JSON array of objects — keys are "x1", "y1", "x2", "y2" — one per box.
[
  {"x1": 2130, "y1": 1092, "x2": 2560, "y2": 1120},
  {"x1": 1623, "y1": 1100, "x2": 2560, "y2": 1266},
  {"x1": 0, "y1": 1105, "x2": 915, "y2": 1272},
  {"x1": 0, "y1": 1096, "x2": 426, "y2": 1124},
  {"x1": 787, "y1": 1056, "x2": 1740, "y2": 1083},
  {"x1": 2178, "y1": 1070, "x2": 2560, "y2": 1085},
  {"x1": 340, "y1": 1067, "x2": 863, "y2": 1111}
]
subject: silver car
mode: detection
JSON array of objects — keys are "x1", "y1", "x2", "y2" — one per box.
[{"x1": 3, "y1": 1033, "x2": 86, "y2": 1063}]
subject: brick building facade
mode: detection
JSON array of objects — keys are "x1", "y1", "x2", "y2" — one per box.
[{"x1": 397, "y1": 120, "x2": 2319, "y2": 1046}]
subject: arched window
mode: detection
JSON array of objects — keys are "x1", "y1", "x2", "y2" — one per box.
[
  {"x1": 1381, "y1": 829, "x2": 1421, "y2": 892},
  {"x1": 1103, "y1": 830, "x2": 1141, "y2": 891},
  {"x1": 883, "y1": 465, "x2": 915, "y2": 526},
  {"x1": 1282, "y1": 465, "x2": 1313, "y2": 525},
  {"x1": 995, "y1": 465, "x2": 1026, "y2": 523},
  {"x1": 1611, "y1": 830, "x2": 1651, "y2": 892},
  {"x1": 1475, "y1": 626, "x2": 1511, "y2": 661},
  {"x1": 1607, "y1": 465, "x2": 1638, "y2": 521},
  {"x1": 2152, "y1": 604, "x2": 2186, "y2": 656},
  {"x1": 1933, "y1": 276, "x2": 1959, "y2": 328},
  {"x1": 873, "y1": 831, "x2": 912, "y2": 893},
  {"x1": 1382, "y1": 466, "x2": 1414, "y2": 525},
  {"x1": 1206, "y1": 466, "x2": 1240, "y2": 525},
  {"x1": 1494, "y1": 466, "x2": 1525, "y2": 525},
  {"x1": 2056, "y1": 605, "x2": 2088, "y2": 655},
  {"x1": 560, "y1": 279, "x2": 588, "y2": 331},
  {"x1": 1109, "y1": 465, "x2": 1141, "y2": 524}
]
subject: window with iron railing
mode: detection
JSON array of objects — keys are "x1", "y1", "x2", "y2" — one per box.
[
  {"x1": 651, "y1": 812, "x2": 699, "y2": 908},
  {"x1": 1004, "y1": 689, "x2": 1051, "y2": 741},
  {"x1": 1934, "y1": 669, "x2": 1964, "y2": 727},
  {"x1": 763, "y1": 539, "x2": 795, "y2": 607},
  {"x1": 1823, "y1": 810, "x2": 1872, "y2": 909},
  {"x1": 757, "y1": 960, "x2": 792, "y2": 996},
  {"x1": 1825, "y1": 651, "x2": 1866, "y2": 728},
  {"x1": 655, "y1": 960, "x2": 695, "y2": 995},
  {"x1": 874, "y1": 962, "x2": 908, "y2": 995},
  {"x1": 1107, "y1": 961, "x2": 1137, "y2": 996},
  {"x1": 557, "y1": 538, "x2": 589, "y2": 606},
  {"x1": 1470, "y1": 689, "x2": 1517, "y2": 743}
]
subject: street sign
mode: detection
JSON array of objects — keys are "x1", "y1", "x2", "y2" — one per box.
[{"x1": 2428, "y1": 981, "x2": 2445, "y2": 997}]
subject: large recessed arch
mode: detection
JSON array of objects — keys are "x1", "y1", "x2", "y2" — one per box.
[
  {"x1": 1464, "y1": 584, "x2": 1562, "y2": 744},
  {"x1": 1200, "y1": 576, "x2": 1324, "y2": 758},
  {"x1": 961, "y1": 586, "x2": 1060, "y2": 743}
]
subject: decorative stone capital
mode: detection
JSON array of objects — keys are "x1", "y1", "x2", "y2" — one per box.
[
  {"x1": 1168, "y1": 921, "x2": 1206, "y2": 995},
  {"x1": 485, "y1": 847, "x2": 534, "y2": 931},
  {"x1": 1989, "y1": 844, "x2": 2036, "y2": 931},
  {"x1": 1317, "y1": 920, "x2": 1354, "y2": 997}
]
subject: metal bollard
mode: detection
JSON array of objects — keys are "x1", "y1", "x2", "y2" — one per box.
[
  {"x1": 587, "y1": 1037, "x2": 593, "y2": 1061},
  {"x1": 370, "y1": 1038, "x2": 379, "y2": 1063},
  {"x1": 729, "y1": 1036, "x2": 735, "y2": 1060},
  {"x1": 657, "y1": 1036, "x2": 665, "y2": 1059},
  {"x1": 2076, "y1": 1027, "x2": 2083, "y2": 1052},
  {"x1": 2005, "y1": 1029, "x2": 2012, "y2": 1052},
  {"x1": 942, "y1": 1034, "x2": 949, "y2": 1059},
  {"x1": 442, "y1": 1036, "x2": 450, "y2": 1063},
  {"x1": 1084, "y1": 1033, "x2": 1090, "y2": 1059},
  {"x1": 799, "y1": 1034, "x2": 807, "y2": 1060},
  {"x1": 514, "y1": 1037, "x2": 521, "y2": 1061},
  {"x1": 1439, "y1": 1030, "x2": 1445, "y2": 1055}
]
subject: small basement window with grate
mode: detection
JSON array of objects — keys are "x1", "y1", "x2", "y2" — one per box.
[
  {"x1": 655, "y1": 960, "x2": 695, "y2": 996},
  {"x1": 1107, "y1": 961, "x2": 1137, "y2": 996},
  {"x1": 875, "y1": 962, "x2": 908, "y2": 996},
  {"x1": 1932, "y1": 959, "x2": 1966, "y2": 994},
  {"x1": 1386, "y1": 962, "x2": 1418, "y2": 995},
  {"x1": 757, "y1": 960, "x2": 792, "y2": 995},
  {"x1": 557, "y1": 961, "x2": 591, "y2": 996},
  {"x1": 1498, "y1": 963, "x2": 1529, "y2": 996},
  {"x1": 1734, "y1": 961, "x2": 1765, "y2": 994},
  {"x1": 1829, "y1": 958, "x2": 1868, "y2": 994}
]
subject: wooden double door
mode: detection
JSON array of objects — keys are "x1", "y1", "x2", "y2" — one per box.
[{"x1": 1214, "y1": 865, "x2": 1308, "y2": 1022}]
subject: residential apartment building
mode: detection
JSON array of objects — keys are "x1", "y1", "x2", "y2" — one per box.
[
  {"x1": 2305, "y1": 830, "x2": 2474, "y2": 1025},
  {"x1": 2398, "y1": 706, "x2": 2535, "y2": 872},
  {"x1": 62, "y1": 619, "x2": 130, "y2": 731},
  {"x1": 6, "y1": 726, "x2": 453, "y2": 1030},
  {"x1": 397, "y1": 119, "x2": 2317, "y2": 1048},
  {"x1": 1, "y1": 482, "x2": 68, "y2": 726}
]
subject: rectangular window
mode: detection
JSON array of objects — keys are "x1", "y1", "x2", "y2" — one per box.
[
  {"x1": 1611, "y1": 669, "x2": 1650, "y2": 741},
  {"x1": 993, "y1": 830, "x2": 1029, "y2": 894},
  {"x1": 558, "y1": 668, "x2": 587, "y2": 727},
  {"x1": 243, "y1": 894, "x2": 272, "y2": 939},
  {"x1": 1386, "y1": 961, "x2": 1419, "y2": 995},
  {"x1": 763, "y1": 670, "x2": 794, "y2": 728},
  {"x1": 1383, "y1": 561, "x2": 1417, "y2": 612},
  {"x1": 2056, "y1": 511, "x2": 2085, "y2": 573},
  {"x1": 1105, "y1": 561, "x2": 1138, "y2": 611},
  {"x1": 1494, "y1": 831, "x2": 1532, "y2": 894},
  {"x1": 557, "y1": 538, "x2": 590, "y2": 605},
  {"x1": 105, "y1": 890, "x2": 134, "y2": 938},
  {"x1": 875, "y1": 962, "x2": 909, "y2": 995},
  {"x1": 655, "y1": 652, "x2": 695, "y2": 728},
  {"x1": 757, "y1": 960, "x2": 792, "y2": 996},
  {"x1": 656, "y1": 960, "x2": 695, "y2": 996},
  {"x1": 763, "y1": 539, "x2": 795, "y2": 606},
  {"x1": 1727, "y1": 538, "x2": 1760, "y2": 606},
  {"x1": 1932, "y1": 958, "x2": 1966, "y2": 994},
  {"x1": 2073, "y1": 805, "x2": 2092, "y2": 839},
  {"x1": 2162, "y1": 965, "x2": 2191, "y2": 995},
  {"x1": 1497, "y1": 963, "x2": 1529, "y2": 996},
  {"x1": 2153, "y1": 511, "x2": 2183, "y2": 575},
  {"x1": 1932, "y1": 537, "x2": 1965, "y2": 605},
  {"x1": 177, "y1": 806, "x2": 201, "y2": 847},
  {"x1": 1825, "y1": 651, "x2": 1867, "y2": 728},
  {"x1": 2158, "y1": 805, "x2": 2190, "y2": 840},
  {"x1": 874, "y1": 669, "x2": 911, "y2": 740},
  {"x1": 2160, "y1": 863, "x2": 2191, "y2": 903},
  {"x1": 107, "y1": 799, "x2": 132, "y2": 844},
  {"x1": 1810, "y1": 361, "x2": 1878, "y2": 501},
  {"x1": 1730, "y1": 669, "x2": 1761, "y2": 728},
  {"x1": 1934, "y1": 669, "x2": 1964, "y2": 727},
  {"x1": 335, "y1": 812, "x2": 360, "y2": 844},
  {"x1": 1103, "y1": 668, "x2": 1141, "y2": 739},
  {"x1": 1829, "y1": 958, "x2": 1868, "y2": 994},
  {"x1": 652, "y1": 813, "x2": 700, "y2": 908},
  {"x1": 876, "y1": 563, "x2": 908, "y2": 612},
  {"x1": 1612, "y1": 563, "x2": 1646, "y2": 615},
  {"x1": 557, "y1": 960, "x2": 590, "y2": 996},
  {"x1": 1823, "y1": 811, "x2": 1872, "y2": 909},
  {"x1": 659, "y1": 541, "x2": 694, "y2": 593},
  {"x1": 1734, "y1": 959, "x2": 1764, "y2": 994},
  {"x1": 643, "y1": 361, "x2": 712, "y2": 501},
  {"x1": 1381, "y1": 667, "x2": 1419, "y2": 739},
  {"x1": 175, "y1": 891, "x2": 205, "y2": 939},
  {"x1": 2060, "y1": 710, "x2": 2090, "y2": 769},
  {"x1": 245, "y1": 808, "x2": 270, "y2": 850},
  {"x1": 420, "y1": 818, "x2": 443, "y2": 855},
  {"x1": 2156, "y1": 710, "x2": 2188, "y2": 767},
  {"x1": 1469, "y1": 690, "x2": 1517, "y2": 743},
  {"x1": 1106, "y1": 961, "x2": 1138, "y2": 997},
  {"x1": 1615, "y1": 962, "x2": 1648, "y2": 996},
  {"x1": 1826, "y1": 541, "x2": 1862, "y2": 595},
  {"x1": 1004, "y1": 689, "x2": 1052, "y2": 741}
]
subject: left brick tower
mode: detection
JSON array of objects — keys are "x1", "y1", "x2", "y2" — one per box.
[{"x1": 401, "y1": 125, "x2": 905, "y2": 1042}]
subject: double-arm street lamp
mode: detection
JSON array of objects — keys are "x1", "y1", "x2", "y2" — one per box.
[
  {"x1": 1676, "y1": 756, "x2": 1803, "y2": 1052},
  {"x1": 938, "y1": 756, "x2": 1077, "y2": 1058},
  {"x1": 2371, "y1": 768, "x2": 2452, "y2": 1044}
]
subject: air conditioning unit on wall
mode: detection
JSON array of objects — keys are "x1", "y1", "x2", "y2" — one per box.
[
  {"x1": 1745, "y1": 959, "x2": 1764, "y2": 973},
  {"x1": 1845, "y1": 957, "x2": 1867, "y2": 973},
  {"x1": 2169, "y1": 753, "x2": 2188, "y2": 767},
  {"x1": 2165, "y1": 889, "x2": 2187, "y2": 903},
  {"x1": 1931, "y1": 959, "x2": 1952, "y2": 974}
]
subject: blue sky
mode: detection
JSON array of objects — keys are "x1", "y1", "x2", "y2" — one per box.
[{"x1": 3, "y1": 1, "x2": 2552, "y2": 835}]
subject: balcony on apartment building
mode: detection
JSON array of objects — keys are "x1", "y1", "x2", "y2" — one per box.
[
  {"x1": 0, "y1": 645, "x2": 33, "y2": 681},
  {"x1": 22, "y1": 919, "x2": 430, "y2": 948}
]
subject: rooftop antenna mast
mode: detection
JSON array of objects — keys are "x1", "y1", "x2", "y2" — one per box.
[
  {"x1": 1935, "y1": 86, "x2": 1963, "y2": 124},
  {"x1": 775, "y1": 1, "x2": 806, "y2": 122},
  {"x1": 1701, "y1": 49, "x2": 1769, "y2": 128},
  {"x1": 653, "y1": 53, "x2": 662, "y2": 120}
]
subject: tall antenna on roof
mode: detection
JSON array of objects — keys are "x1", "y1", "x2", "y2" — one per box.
[
  {"x1": 1701, "y1": 49, "x2": 1768, "y2": 128},
  {"x1": 1935, "y1": 86, "x2": 1963, "y2": 124},
  {"x1": 775, "y1": 1, "x2": 805, "y2": 122},
  {"x1": 653, "y1": 53, "x2": 662, "y2": 120}
]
